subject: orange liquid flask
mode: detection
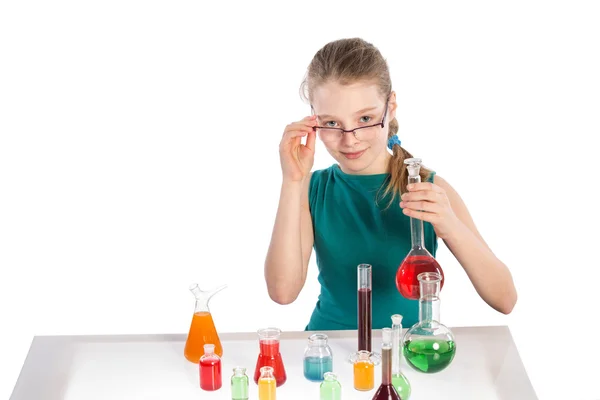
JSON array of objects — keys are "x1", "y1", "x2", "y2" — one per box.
[
  {"x1": 396, "y1": 158, "x2": 444, "y2": 300},
  {"x1": 184, "y1": 283, "x2": 227, "y2": 363}
]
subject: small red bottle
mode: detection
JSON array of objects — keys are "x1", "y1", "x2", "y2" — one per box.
[{"x1": 200, "y1": 343, "x2": 222, "y2": 391}]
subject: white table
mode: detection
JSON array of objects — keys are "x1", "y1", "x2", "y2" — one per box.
[{"x1": 10, "y1": 325, "x2": 537, "y2": 400}]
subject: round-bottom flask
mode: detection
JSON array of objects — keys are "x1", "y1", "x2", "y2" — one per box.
[{"x1": 403, "y1": 272, "x2": 456, "y2": 373}]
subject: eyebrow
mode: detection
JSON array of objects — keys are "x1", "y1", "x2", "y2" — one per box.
[{"x1": 317, "y1": 106, "x2": 379, "y2": 120}]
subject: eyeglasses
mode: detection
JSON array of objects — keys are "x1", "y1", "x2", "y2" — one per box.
[{"x1": 311, "y1": 100, "x2": 389, "y2": 143}]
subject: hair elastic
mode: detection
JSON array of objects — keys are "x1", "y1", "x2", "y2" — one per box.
[{"x1": 387, "y1": 135, "x2": 401, "y2": 150}]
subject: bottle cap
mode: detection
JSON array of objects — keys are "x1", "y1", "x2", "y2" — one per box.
[
  {"x1": 323, "y1": 372, "x2": 337, "y2": 381},
  {"x1": 233, "y1": 366, "x2": 246, "y2": 375},
  {"x1": 203, "y1": 344, "x2": 215, "y2": 354}
]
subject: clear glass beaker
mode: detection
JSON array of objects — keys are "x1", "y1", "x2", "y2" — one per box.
[
  {"x1": 258, "y1": 366, "x2": 276, "y2": 400},
  {"x1": 372, "y1": 328, "x2": 401, "y2": 400},
  {"x1": 254, "y1": 328, "x2": 287, "y2": 387},
  {"x1": 395, "y1": 158, "x2": 444, "y2": 300},
  {"x1": 358, "y1": 263, "x2": 372, "y2": 352},
  {"x1": 199, "y1": 343, "x2": 222, "y2": 391},
  {"x1": 303, "y1": 333, "x2": 333, "y2": 382},
  {"x1": 231, "y1": 366, "x2": 249, "y2": 400},
  {"x1": 391, "y1": 314, "x2": 411, "y2": 399},
  {"x1": 320, "y1": 372, "x2": 342, "y2": 400},
  {"x1": 403, "y1": 272, "x2": 456, "y2": 373},
  {"x1": 348, "y1": 350, "x2": 381, "y2": 391},
  {"x1": 184, "y1": 283, "x2": 227, "y2": 362}
]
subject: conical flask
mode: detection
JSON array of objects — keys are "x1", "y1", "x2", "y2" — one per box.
[
  {"x1": 403, "y1": 272, "x2": 456, "y2": 373},
  {"x1": 396, "y1": 158, "x2": 444, "y2": 300},
  {"x1": 184, "y1": 283, "x2": 227, "y2": 362}
]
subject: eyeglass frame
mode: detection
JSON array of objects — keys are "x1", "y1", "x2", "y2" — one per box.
[{"x1": 310, "y1": 95, "x2": 391, "y2": 140}]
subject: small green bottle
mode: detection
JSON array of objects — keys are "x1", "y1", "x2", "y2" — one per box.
[
  {"x1": 231, "y1": 366, "x2": 249, "y2": 400},
  {"x1": 319, "y1": 372, "x2": 341, "y2": 400}
]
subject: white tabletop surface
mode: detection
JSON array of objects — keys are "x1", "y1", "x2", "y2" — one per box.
[{"x1": 10, "y1": 325, "x2": 537, "y2": 400}]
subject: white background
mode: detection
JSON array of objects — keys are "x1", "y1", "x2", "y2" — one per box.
[{"x1": 1, "y1": 1, "x2": 599, "y2": 399}]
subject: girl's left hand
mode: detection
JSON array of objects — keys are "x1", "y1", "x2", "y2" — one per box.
[{"x1": 399, "y1": 182, "x2": 461, "y2": 240}]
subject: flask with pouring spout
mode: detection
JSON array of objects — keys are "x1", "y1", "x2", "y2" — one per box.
[{"x1": 184, "y1": 283, "x2": 227, "y2": 362}]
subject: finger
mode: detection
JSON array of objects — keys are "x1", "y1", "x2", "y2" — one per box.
[
  {"x1": 282, "y1": 123, "x2": 315, "y2": 140},
  {"x1": 401, "y1": 190, "x2": 440, "y2": 202},
  {"x1": 402, "y1": 208, "x2": 438, "y2": 223},
  {"x1": 407, "y1": 181, "x2": 444, "y2": 193},
  {"x1": 290, "y1": 117, "x2": 318, "y2": 130},
  {"x1": 400, "y1": 200, "x2": 441, "y2": 214},
  {"x1": 304, "y1": 129, "x2": 317, "y2": 152}
]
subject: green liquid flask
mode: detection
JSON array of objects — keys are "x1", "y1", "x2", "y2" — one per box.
[
  {"x1": 391, "y1": 314, "x2": 411, "y2": 399},
  {"x1": 319, "y1": 372, "x2": 341, "y2": 400},
  {"x1": 231, "y1": 366, "x2": 249, "y2": 400},
  {"x1": 403, "y1": 272, "x2": 456, "y2": 373}
]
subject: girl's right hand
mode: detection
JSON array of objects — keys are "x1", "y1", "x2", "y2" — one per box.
[{"x1": 279, "y1": 115, "x2": 317, "y2": 182}]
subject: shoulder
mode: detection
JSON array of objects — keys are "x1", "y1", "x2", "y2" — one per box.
[{"x1": 433, "y1": 175, "x2": 462, "y2": 202}]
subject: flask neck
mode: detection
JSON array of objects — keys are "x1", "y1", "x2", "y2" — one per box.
[
  {"x1": 419, "y1": 296, "x2": 440, "y2": 323},
  {"x1": 391, "y1": 325, "x2": 402, "y2": 375},
  {"x1": 381, "y1": 346, "x2": 392, "y2": 385},
  {"x1": 410, "y1": 216, "x2": 425, "y2": 250}
]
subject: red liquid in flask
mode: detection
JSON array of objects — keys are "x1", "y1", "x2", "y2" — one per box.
[
  {"x1": 396, "y1": 255, "x2": 444, "y2": 300},
  {"x1": 358, "y1": 288, "x2": 372, "y2": 352},
  {"x1": 254, "y1": 336, "x2": 287, "y2": 387},
  {"x1": 199, "y1": 349, "x2": 222, "y2": 391}
]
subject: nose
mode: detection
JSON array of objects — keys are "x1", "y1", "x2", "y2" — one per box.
[{"x1": 341, "y1": 130, "x2": 359, "y2": 147}]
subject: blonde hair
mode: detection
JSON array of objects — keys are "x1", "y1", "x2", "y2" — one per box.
[{"x1": 299, "y1": 37, "x2": 433, "y2": 209}]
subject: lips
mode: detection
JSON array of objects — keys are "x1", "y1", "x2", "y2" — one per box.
[{"x1": 341, "y1": 150, "x2": 366, "y2": 159}]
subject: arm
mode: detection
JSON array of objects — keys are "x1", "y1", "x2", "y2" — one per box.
[
  {"x1": 264, "y1": 173, "x2": 315, "y2": 305},
  {"x1": 434, "y1": 175, "x2": 518, "y2": 314}
]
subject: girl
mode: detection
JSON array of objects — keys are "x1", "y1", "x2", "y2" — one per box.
[{"x1": 264, "y1": 38, "x2": 517, "y2": 331}]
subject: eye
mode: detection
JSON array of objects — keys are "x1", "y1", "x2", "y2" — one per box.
[
  {"x1": 360, "y1": 116, "x2": 372, "y2": 123},
  {"x1": 325, "y1": 121, "x2": 337, "y2": 127}
]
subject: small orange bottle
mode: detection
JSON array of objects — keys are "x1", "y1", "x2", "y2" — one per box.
[
  {"x1": 348, "y1": 350, "x2": 381, "y2": 391},
  {"x1": 184, "y1": 283, "x2": 227, "y2": 362}
]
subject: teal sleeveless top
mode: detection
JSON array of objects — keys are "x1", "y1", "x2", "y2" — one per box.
[{"x1": 306, "y1": 164, "x2": 438, "y2": 331}]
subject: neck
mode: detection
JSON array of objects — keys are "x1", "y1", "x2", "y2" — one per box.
[
  {"x1": 382, "y1": 346, "x2": 392, "y2": 385},
  {"x1": 419, "y1": 296, "x2": 440, "y2": 323},
  {"x1": 410, "y1": 216, "x2": 425, "y2": 249}
]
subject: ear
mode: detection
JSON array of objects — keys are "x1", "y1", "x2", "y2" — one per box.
[{"x1": 388, "y1": 91, "x2": 398, "y2": 120}]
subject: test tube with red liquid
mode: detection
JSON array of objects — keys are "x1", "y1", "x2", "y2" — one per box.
[{"x1": 358, "y1": 263, "x2": 372, "y2": 352}]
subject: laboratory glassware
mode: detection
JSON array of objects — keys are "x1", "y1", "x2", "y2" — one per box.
[
  {"x1": 184, "y1": 283, "x2": 227, "y2": 362},
  {"x1": 348, "y1": 350, "x2": 381, "y2": 391},
  {"x1": 358, "y1": 263, "x2": 372, "y2": 352},
  {"x1": 395, "y1": 158, "x2": 444, "y2": 300},
  {"x1": 254, "y1": 327, "x2": 287, "y2": 386},
  {"x1": 231, "y1": 366, "x2": 249, "y2": 400},
  {"x1": 258, "y1": 366, "x2": 276, "y2": 400},
  {"x1": 391, "y1": 314, "x2": 411, "y2": 399},
  {"x1": 372, "y1": 328, "x2": 401, "y2": 400},
  {"x1": 199, "y1": 344, "x2": 222, "y2": 391},
  {"x1": 303, "y1": 333, "x2": 333, "y2": 382},
  {"x1": 403, "y1": 272, "x2": 456, "y2": 373},
  {"x1": 320, "y1": 372, "x2": 342, "y2": 400}
]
